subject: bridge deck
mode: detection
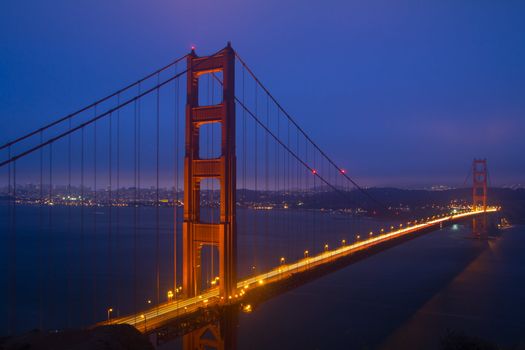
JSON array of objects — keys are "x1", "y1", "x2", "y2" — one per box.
[{"x1": 107, "y1": 208, "x2": 497, "y2": 333}]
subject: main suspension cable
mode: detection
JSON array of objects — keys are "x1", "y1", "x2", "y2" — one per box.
[
  {"x1": 1, "y1": 48, "x2": 227, "y2": 169},
  {"x1": 234, "y1": 52, "x2": 387, "y2": 211},
  {"x1": 0, "y1": 54, "x2": 189, "y2": 151}
]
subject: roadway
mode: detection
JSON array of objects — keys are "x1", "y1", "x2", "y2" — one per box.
[{"x1": 108, "y1": 208, "x2": 498, "y2": 333}]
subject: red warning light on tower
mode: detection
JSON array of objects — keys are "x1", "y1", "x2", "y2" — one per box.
[{"x1": 312, "y1": 169, "x2": 317, "y2": 175}]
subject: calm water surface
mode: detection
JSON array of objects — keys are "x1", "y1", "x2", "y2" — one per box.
[
  {"x1": 162, "y1": 224, "x2": 525, "y2": 349},
  {"x1": 1, "y1": 203, "x2": 524, "y2": 349},
  {"x1": 0, "y1": 203, "x2": 393, "y2": 333}
]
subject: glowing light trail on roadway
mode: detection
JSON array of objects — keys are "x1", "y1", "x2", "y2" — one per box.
[{"x1": 108, "y1": 208, "x2": 498, "y2": 332}]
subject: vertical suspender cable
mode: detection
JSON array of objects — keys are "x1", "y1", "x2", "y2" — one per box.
[
  {"x1": 108, "y1": 111, "x2": 113, "y2": 315},
  {"x1": 242, "y1": 66, "x2": 247, "y2": 274},
  {"x1": 12, "y1": 161, "x2": 17, "y2": 334},
  {"x1": 313, "y1": 149, "x2": 317, "y2": 254},
  {"x1": 295, "y1": 128, "x2": 298, "y2": 255},
  {"x1": 287, "y1": 118, "x2": 291, "y2": 259},
  {"x1": 92, "y1": 109, "x2": 98, "y2": 323},
  {"x1": 137, "y1": 83, "x2": 142, "y2": 306},
  {"x1": 133, "y1": 93, "x2": 138, "y2": 323},
  {"x1": 156, "y1": 74, "x2": 160, "y2": 312},
  {"x1": 7, "y1": 151, "x2": 17, "y2": 335},
  {"x1": 66, "y1": 119, "x2": 72, "y2": 327},
  {"x1": 211, "y1": 74, "x2": 215, "y2": 282},
  {"x1": 276, "y1": 108, "x2": 280, "y2": 260},
  {"x1": 174, "y1": 65, "x2": 179, "y2": 296},
  {"x1": 306, "y1": 140, "x2": 312, "y2": 252},
  {"x1": 116, "y1": 93, "x2": 121, "y2": 316},
  {"x1": 282, "y1": 114, "x2": 286, "y2": 257},
  {"x1": 253, "y1": 82, "x2": 258, "y2": 271},
  {"x1": 80, "y1": 128, "x2": 85, "y2": 324},
  {"x1": 39, "y1": 132, "x2": 43, "y2": 329},
  {"x1": 7, "y1": 146, "x2": 11, "y2": 335},
  {"x1": 264, "y1": 94, "x2": 269, "y2": 271},
  {"x1": 48, "y1": 144, "x2": 53, "y2": 326}
]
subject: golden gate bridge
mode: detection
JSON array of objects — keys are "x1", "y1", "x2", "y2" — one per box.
[{"x1": 0, "y1": 43, "x2": 498, "y2": 348}]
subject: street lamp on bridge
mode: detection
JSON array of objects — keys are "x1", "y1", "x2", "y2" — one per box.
[
  {"x1": 107, "y1": 308, "x2": 113, "y2": 323},
  {"x1": 140, "y1": 314, "x2": 147, "y2": 332}
]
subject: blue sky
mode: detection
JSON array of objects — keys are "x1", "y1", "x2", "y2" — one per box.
[{"x1": 1, "y1": 0, "x2": 524, "y2": 187}]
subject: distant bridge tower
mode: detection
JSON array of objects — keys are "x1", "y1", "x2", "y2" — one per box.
[
  {"x1": 182, "y1": 44, "x2": 237, "y2": 299},
  {"x1": 472, "y1": 158, "x2": 488, "y2": 238}
]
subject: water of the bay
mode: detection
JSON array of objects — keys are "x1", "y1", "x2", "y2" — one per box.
[
  {"x1": 161, "y1": 224, "x2": 525, "y2": 349},
  {"x1": 1, "y1": 203, "x2": 524, "y2": 348}
]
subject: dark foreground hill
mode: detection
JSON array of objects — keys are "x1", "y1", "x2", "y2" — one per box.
[{"x1": 0, "y1": 325, "x2": 153, "y2": 350}]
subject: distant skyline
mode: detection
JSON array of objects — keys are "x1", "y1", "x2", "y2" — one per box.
[{"x1": 1, "y1": 0, "x2": 524, "y2": 187}]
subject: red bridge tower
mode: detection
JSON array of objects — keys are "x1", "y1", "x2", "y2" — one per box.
[
  {"x1": 182, "y1": 44, "x2": 237, "y2": 300},
  {"x1": 472, "y1": 158, "x2": 488, "y2": 238}
]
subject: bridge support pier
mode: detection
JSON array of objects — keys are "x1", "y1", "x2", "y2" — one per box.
[
  {"x1": 182, "y1": 44, "x2": 237, "y2": 300},
  {"x1": 182, "y1": 308, "x2": 237, "y2": 350}
]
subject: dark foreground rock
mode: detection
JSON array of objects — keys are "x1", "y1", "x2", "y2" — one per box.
[
  {"x1": 440, "y1": 330, "x2": 525, "y2": 350},
  {"x1": 0, "y1": 325, "x2": 154, "y2": 350}
]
